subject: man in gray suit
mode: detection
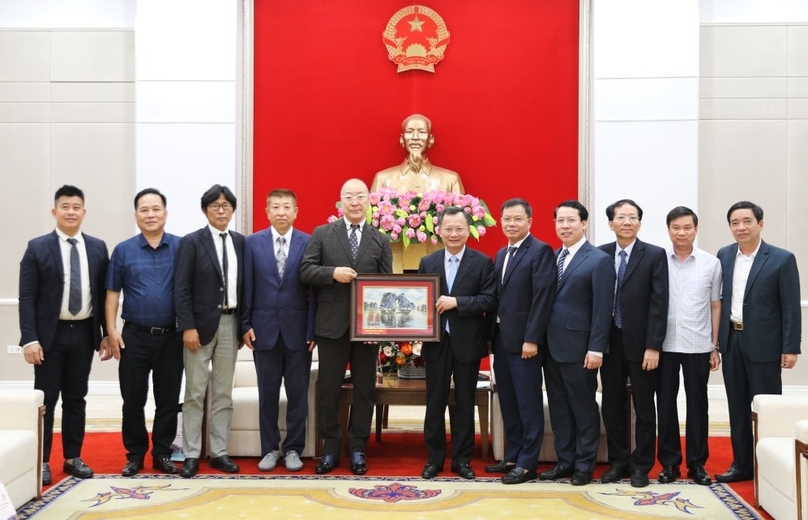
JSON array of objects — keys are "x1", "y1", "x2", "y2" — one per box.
[{"x1": 299, "y1": 178, "x2": 393, "y2": 475}]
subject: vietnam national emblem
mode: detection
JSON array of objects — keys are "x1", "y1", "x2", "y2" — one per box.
[{"x1": 382, "y1": 5, "x2": 450, "y2": 73}]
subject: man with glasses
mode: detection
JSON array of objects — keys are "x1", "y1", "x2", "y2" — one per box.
[
  {"x1": 174, "y1": 185, "x2": 245, "y2": 478},
  {"x1": 418, "y1": 206, "x2": 496, "y2": 480},
  {"x1": 300, "y1": 178, "x2": 392, "y2": 475},
  {"x1": 598, "y1": 199, "x2": 668, "y2": 488},
  {"x1": 486, "y1": 198, "x2": 555, "y2": 484}
]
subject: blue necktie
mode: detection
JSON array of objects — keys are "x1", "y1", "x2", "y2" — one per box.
[
  {"x1": 614, "y1": 249, "x2": 627, "y2": 328},
  {"x1": 349, "y1": 224, "x2": 359, "y2": 260},
  {"x1": 556, "y1": 248, "x2": 569, "y2": 283},
  {"x1": 67, "y1": 238, "x2": 81, "y2": 315},
  {"x1": 445, "y1": 256, "x2": 458, "y2": 334}
]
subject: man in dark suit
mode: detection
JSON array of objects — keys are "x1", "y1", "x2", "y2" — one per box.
[
  {"x1": 599, "y1": 199, "x2": 668, "y2": 488},
  {"x1": 106, "y1": 188, "x2": 184, "y2": 479},
  {"x1": 174, "y1": 185, "x2": 245, "y2": 478},
  {"x1": 242, "y1": 188, "x2": 316, "y2": 472},
  {"x1": 714, "y1": 201, "x2": 801, "y2": 483},
  {"x1": 486, "y1": 198, "x2": 555, "y2": 484},
  {"x1": 299, "y1": 178, "x2": 392, "y2": 475},
  {"x1": 540, "y1": 200, "x2": 614, "y2": 486},
  {"x1": 19, "y1": 184, "x2": 109, "y2": 485},
  {"x1": 418, "y1": 206, "x2": 497, "y2": 480}
]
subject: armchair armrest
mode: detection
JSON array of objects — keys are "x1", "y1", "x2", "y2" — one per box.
[
  {"x1": 753, "y1": 394, "x2": 808, "y2": 440},
  {"x1": 0, "y1": 389, "x2": 44, "y2": 432}
]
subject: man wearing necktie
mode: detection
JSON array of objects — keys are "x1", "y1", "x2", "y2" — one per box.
[
  {"x1": 241, "y1": 189, "x2": 316, "y2": 472},
  {"x1": 174, "y1": 185, "x2": 245, "y2": 478},
  {"x1": 598, "y1": 199, "x2": 668, "y2": 488},
  {"x1": 540, "y1": 200, "x2": 614, "y2": 486},
  {"x1": 418, "y1": 206, "x2": 497, "y2": 480},
  {"x1": 300, "y1": 178, "x2": 392, "y2": 476},
  {"x1": 19, "y1": 185, "x2": 110, "y2": 485},
  {"x1": 486, "y1": 198, "x2": 555, "y2": 484}
]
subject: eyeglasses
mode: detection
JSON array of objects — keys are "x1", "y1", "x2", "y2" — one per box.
[
  {"x1": 501, "y1": 217, "x2": 527, "y2": 225},
  {"x1": 341, "y1": 194, "x2": 368, "y2": 203},
  {"x1": 613, "y1": 215, "x2": 639, "y2": 223},
  {"x1": 209, "y1": 203, "x2": 233, "y2": 212},
  {"x1": 441, "y1": 227, "x2": 468, "y2": 235}
]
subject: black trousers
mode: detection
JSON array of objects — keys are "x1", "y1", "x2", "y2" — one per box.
[
  {"x1": 119, "y1": 326, "x2": 183, "y2": 460},
  {"x1": 316, "y1": 333, "x2": 377, "y2": 456},
  {"x1": 656, "y1": 351, "x2": 711, "y2": 467},
  {"x1": 34, "y1": 319, "x2": 95, "y2": 462}
]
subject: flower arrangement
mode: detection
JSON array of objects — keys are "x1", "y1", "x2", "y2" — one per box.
[
  {"x1": 328, "y1": 188, "x2": 497, "y2": 248},
  {"x1": 378, "y1": 341, "x2": 424, "y2": 372}
]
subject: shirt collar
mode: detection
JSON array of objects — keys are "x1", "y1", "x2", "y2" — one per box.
[
  {"x1": 55, "y1": 228, "x2": 81, "y2": 242},
  {"x1": 564, "y1": 235, "x2": 587, "y2": 255},
  {"x1": 736, "y1": 240, "x2": 762, "y2": 258},
  {"x1": 506, "y1": 235, "x2": 528, "y2": 250},
  {"x1": 208, "y1": 224, "x2": 228, "y2": 238},
  {"x1": 618, "y1": 239, "x2": 637, "y2": 257},
  {"x1": 343, "y1": 217, "x2": 364, "y2": 231},
  {"x1": 271, "y1": 226, "x2": 293, "y2": 242},
  {"x1": 445, "y1": 246, "x2": 466, "y2": 263}
]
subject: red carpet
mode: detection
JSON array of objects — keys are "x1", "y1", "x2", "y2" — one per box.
[{"x1": 49, "y1": 432, "x2": 768, "y2": 518}]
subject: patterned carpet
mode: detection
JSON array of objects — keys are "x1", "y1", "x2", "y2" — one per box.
[{"x1": 18, "y1": 474, "x2": 761, "y2": 520}]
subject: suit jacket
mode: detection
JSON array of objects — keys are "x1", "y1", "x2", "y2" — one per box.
[
  {"x1": 493, "y1": 235, "x2": 556, "y2": 352},
  {"x1": 418, "y1": 247, "x2": 497, "y2": 363},
  {"x1": 546, "y1": 241, "x2": 614, "y2": 363},
  {"x1": 240, "y1": 227, "x2": 316, "y2": 350},
  {"x1": 19, "y1": 230, "x2": 109, "y2": 351},
  {"x1": 599, "y1": 238, "x2": 668, "y2": 362},
  {"x1": 175, "y1": 226, "x2": 245, "y2": 346},
  {"x1": 717, "y1": 240, "x2": 801, "y2": 362},
  {"x1": 299, "y1": 220, "x2": 393, "y2": 339}
]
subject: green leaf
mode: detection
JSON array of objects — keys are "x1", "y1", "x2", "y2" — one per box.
[{"x1": 402, "y1": 234, "x2": 411, "y2": 248}]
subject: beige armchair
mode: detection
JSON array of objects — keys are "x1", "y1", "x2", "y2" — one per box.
[
  {"x1": 0, "y1": 389, "x2": 44, "y2": 509},
  {"x1": 753, "y1": 394, "x2": 808, "y2": 520},
  {"x1": 489, "y1": 355, "x2": 609, "y2": 463},
  {"x1": 206, "y1": 347, "x2": 318, "y2": 458}
]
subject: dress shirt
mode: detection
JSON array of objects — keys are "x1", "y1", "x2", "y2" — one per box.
[
  {"x1": 730, "y1": 240, "x2": 761, "y2": 323},
  {"x1": 343, "y1": 217, "x2": 364, "y2": 246},
  {"x1": 444, "y1": 246, "x2": 466, "y2": 287},
  {"x1": 612, "y1": 239, "x2": 637, "y2": 282},
  {"x1": 501, "y1": 236, "x2": 527, "y2": 283},
  {"x1": 663, "y1": 248, "x2": 722, "y2": 354},
  {"x1": 209, "y1": 224, "x2": 238, "y2": 309},
  {"x1": 55, "y1": 228, "x2": 92, "y2": 320},
  {"x1": 558, "y1": 235, "x2": 587, "y2": 273},
  {"x1": 271, "y1": 226, "x2": 293, "y2": 259},
  {"x1": 106, "y1": 233, "x2": 181, "y2": 327}
]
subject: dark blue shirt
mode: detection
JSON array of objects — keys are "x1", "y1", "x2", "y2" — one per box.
[{"x1": 106, "y1": 233, "x2": 181, "y2": 328}]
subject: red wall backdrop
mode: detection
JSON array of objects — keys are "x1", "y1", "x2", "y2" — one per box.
[{"x1": 254, "y1": 0, "x2": 579, "y2": 257}]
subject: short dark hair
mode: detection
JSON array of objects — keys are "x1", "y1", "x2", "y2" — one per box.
[
  {"x1": 437, "y1": 205, "x2": 472, "y2": 227},
  {"x1": 605, "y1": 199, "x2": 643, "y2": 221},
  {"x1": 500, "y1": 198, "x2": 532, "y2": 218},
  {"x1": 54, "y1": 185, "x2": 84, "y2": 204},
  {"x1": 201, "y1": 184, "x2": 237, "y2": 211},
  {"x1": 134, "y1": 188, "x2": 167, "y2": 210},
  {"x1": 726, "y1": 201, "x2": 763, "y2": 223},
  {"x1": 554, "y1": 200, "x2": 588, "y2": 221},
  {"x1": 267, "y1": 188, "x2": 297, "y2": 204},
  {"x1": 666, "y1": 206, "x2": 698, "y2": 227}
]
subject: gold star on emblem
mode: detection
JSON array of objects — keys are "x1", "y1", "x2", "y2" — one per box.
[{"x1": 409, "y1": 16, "x2": 425, "y2": 32}]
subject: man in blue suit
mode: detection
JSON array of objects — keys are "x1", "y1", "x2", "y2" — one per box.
[
  {"x1": 419, "y1": 206, "x2": 497, "y2": 480},
  {"x1": 242, "y1": 189, "x2": 316, "y2": 472},
  {"x1": 714, "y1": 201, "x2": 801, "y2": 483},
  {"x1": 540, "y1": 200, "x2": 614, "y2": 486},
  {"x1": 19, "y1": 185, "x2": 110, "y2": 485},
  {"x1": 486, "y1": 198, "x2": 555, "y2": 484}
]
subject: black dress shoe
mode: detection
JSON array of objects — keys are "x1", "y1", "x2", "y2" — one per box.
[
  {"x1": 502, "y1": 467, "x2": 537, "y2": 485},
  {"x1": 122, "y1": 457, "x2": 144, "y2": 477},
  {"x1": 571, "y1": 470, "x2": 593, "y2": 486},
  {"x1": 687, "y1": 464, "x2": 712, "y2": 485},
  {"x1": 350, "y1": 452, "x2": 368, "y2": 475},
  {"x1": 153, "y1": 456, "x2": 178, "y2": 474},
  {"x1": 42, "y1": 463, "x2": 52, "y2": 485},
  {"x1": 315, "y1": 455, "x2": 339, "y2": 475},
  {"x1": 539, "y1": 463, "x2": 574, "y2": 480},
  {"x1": 485, "y1": 461, "x2": 516, "y2": 474},
  {"x1": 451, "y1": 463, "x2": 476, "y2": 480},
  {"x1": 658, "y1": 465, "x2": 680, "y2": 483},
  {"x1": 63, "y1": 457, "x2": 93, "y2": 479},
  {"x1": 715, "y1": 466, "x2": 752, "y2": 483},
  {"x1": 210, "y1": 455, "x2": 240, "y2": 473},
  {"x1": 600, "y1": 463, "x2": 630, "y2": 483},
  {"x1": 180, "y1": 458, "x2": 199, "y2": 479},
  {"x1": 422, "y1": 463, "x2": 442, "y2": 479},
  {"x1": 631, "y1": 469, "x2": 650, "y2": 488}
]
